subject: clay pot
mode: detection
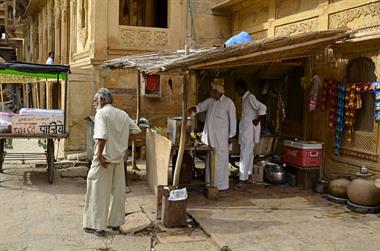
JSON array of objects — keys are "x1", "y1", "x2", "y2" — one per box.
[
  {"x1": 347, "y1": 173, "x2": 380, "y2": 206},
  {"x1": 329, "y1": 178, "x2": 351, "y2": 198}
]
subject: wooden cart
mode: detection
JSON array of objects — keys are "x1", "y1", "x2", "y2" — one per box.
[{"x1": 0, "y1": 62, "x2": 70, "y2": 184}]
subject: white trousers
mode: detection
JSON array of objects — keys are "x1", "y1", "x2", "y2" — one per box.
[
  {"x1": 206, "y1": 148, "x2": 230, "y2": 190},
  {"x1": 83, "y1": 160, "x2": 126, "y2": 230},
  {"x1": 239, "y1": 142, "x2": 254, "y2": 181}
]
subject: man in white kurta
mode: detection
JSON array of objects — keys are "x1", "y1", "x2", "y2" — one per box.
[
  {"x1": 188, "y1": 82, "x2": 236, "y2": 190},
  {"x1": 236, "y1": 80, "x2": 267, "y2": 184},
  {"x1": 83, "y1": 88, "x2": 141, "y2": 236}
]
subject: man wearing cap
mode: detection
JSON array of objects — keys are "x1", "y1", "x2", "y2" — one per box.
[
  {"x1": 235, "y1": 80, "x2": 267, "y2": 188},
  {"x1": 187, "y1": 80, "x2": 236, "y2": 191}
]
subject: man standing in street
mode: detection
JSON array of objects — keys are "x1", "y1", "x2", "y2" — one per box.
[
  {"x1": 83, "y1": 88, "x2": 141, "y2": 236},
  {"x1": 187, "y1": 80, "x2": 236, "y2": 191},
  {"x1": 236, "y1": 80, "x2": 266, "y2": 188},
  {"x1": 46, "y1": 52, "x2": 55, "y2": 64}
]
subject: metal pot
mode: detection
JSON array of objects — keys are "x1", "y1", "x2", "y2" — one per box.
[
  {"x1": 328, "y1": 177, "x2": 351, "y2": 198},
  {"x1": 315, "y1": 180, "x2": 329, "y2": 194},
  {"x1": 347, "y1": 169, "x2": 380, "y2": 206},
  {"x1": 264, "y1": 163, "x2": 286, "y2": 184}
]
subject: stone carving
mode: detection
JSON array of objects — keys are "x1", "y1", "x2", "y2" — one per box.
[
  {"x1": 329, "y1": 2, "x2": 380, "y2": 31},
  {"x1": 341, "y1": 149, "x2": 378, "y2": 162},
  {"x1": 79, "y1": 0, "x2": 88, "y2": 47},
  {"x1": 251, "y1": 30, "x2": 267, "y2": 40},
  {"x1": 120, "y1": 27, "x2": 169, "y2": 49},
  {"x1": 275, "y1": 18, "x2": 318, "y2": 36}
]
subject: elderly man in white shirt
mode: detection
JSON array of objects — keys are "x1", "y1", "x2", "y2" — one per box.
[
  {"x1": 83, "y1": 88, "x2": 141, "y2": 236},
  {"x1": 187, "y1": 81, "x2": 236, "y2": 191},
  {"x1": 236, "y1": 80, "x2": 267, "y2": 188}
]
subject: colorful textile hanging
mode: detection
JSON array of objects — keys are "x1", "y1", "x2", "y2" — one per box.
[
  {"x1": 334, "y1": 82, "x2": 346, "y2": 155},
  {"x1": 375, "y1": 82, "x2": 380, "y2": 123},
  {"x1": 344, "y1": 84, "x2": 356, "y2": 142},
  {"x1": 325, "y1": 81, "x2": 338, "y2": 129}
]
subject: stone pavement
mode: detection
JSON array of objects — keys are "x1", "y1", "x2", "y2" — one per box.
[
  {"x1": 0, "y1": 163, "x2": 218, "y2": 251},
  {"x1": 187, "y1": 184, "x2": 380, "y2": 251}
]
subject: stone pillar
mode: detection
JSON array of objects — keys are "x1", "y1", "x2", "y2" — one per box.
[
  {"x1": 42, "y1": 7, "x2": 48, "y2": 63},
  {"x1": 55, "y1": 0, "x2": 62, "y2": 64},
  {"x1": 61, "y1": 0, "x2": 69, "y2": 64},
  {"x1": 38, "y1": 16, "x2": 43, "y2": 63},
  {"x1": 46, "y1": 82, "x2": 53, "y2": 109},
  {"x1": 47, "y1": 1, "x2": 54, "y2": 55},
  {"x1": 267, "y1": 0, "x2": 276, "y2": 37}
]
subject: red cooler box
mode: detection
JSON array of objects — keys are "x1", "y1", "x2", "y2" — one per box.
[{"x1": 283, "y1": 140, "x2": 322, "y2": 168}]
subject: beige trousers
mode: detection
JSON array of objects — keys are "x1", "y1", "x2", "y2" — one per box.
[{"x1": 83, "y1": 160, "x2": 125, "y2": 230}]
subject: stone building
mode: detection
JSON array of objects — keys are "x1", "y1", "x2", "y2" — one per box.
[
  {"x1": 21, "y1": 0, "x2": 380, "y2": 178},
  {"x1": 20, "y1": 0, "x2": 229, "y2": 155},
  {"x1": 207, "y1": 0, "x2": 380, "y2": 178}
]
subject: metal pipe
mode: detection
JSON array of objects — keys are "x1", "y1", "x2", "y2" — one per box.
[{"x1": 173, "y1": 71, "x2": 189, "y2": 187}]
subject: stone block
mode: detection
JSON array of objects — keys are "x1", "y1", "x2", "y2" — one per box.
[
  {"x1": 112, "y1": 235, "x2": 151, "y2": 251},
  {"x1": 157, "y1": 229, "x2": 208, "y2": 244},
  {"x1": 120, "y1": 212, "x2": 151, "y2": 234},
  {"x1": 67, "y1": 152, "x2": 88, "y2": 161},
  {"x1": 60, "y1": 166, "x2": 88, "y2": 178}
]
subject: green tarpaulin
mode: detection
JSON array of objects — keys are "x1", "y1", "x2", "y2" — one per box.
[{"x1": 0, "y1": 62, "x2": 70, "y2": 83}]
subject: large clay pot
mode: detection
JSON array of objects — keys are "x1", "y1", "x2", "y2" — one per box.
[
  {"x1": 347, "y1": 173, "x2": 380, "y2": 206},
  {"x1": 329, "y1": 178, "x2": 351, "y2": 198}
]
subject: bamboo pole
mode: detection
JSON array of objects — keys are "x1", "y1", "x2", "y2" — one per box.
[
  {"x1": 173, "y1": 72, "x2": 189, "y2": 187},
  {"x1": 132, "y1": 71, "x2": 141, "y2": 170}
]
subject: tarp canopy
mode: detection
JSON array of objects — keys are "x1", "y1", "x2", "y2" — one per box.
[
  {"x1": 0, "y1": 62, "x2": 70, "y2": 83},
  {"x1": 101, "y1": 29, "x2": 352, "y2": 74}
]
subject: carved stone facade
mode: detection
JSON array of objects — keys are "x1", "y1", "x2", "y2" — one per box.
[
  {"x1": 120, "y1": 27, "x2": 169, "y2": 50},
  {"x1": 329, "y1": 2, "x2": 380, "y2": 32},
  {"x1": 250, "y1": 30, "x2": 268, "y2": 41},
  {"x1": 275, "y1": 18, "x2": 318, "y2": 36},
  {"x1": 216, "y1": 0, "x2": 380, "y2": 178}
]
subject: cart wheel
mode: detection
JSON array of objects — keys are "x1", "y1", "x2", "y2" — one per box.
[
  {"x1": 47, "y1": 139, "x2": 55, "y2": 184},
  {"x1": 0, "y1": 139, "x2": 4, "y2": 173}
]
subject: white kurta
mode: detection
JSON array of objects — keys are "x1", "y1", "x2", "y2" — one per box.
[
  {"x1": 83, "y1": 104, "x2": 141, "y2": 230},
  {"x1": 196, "y1": 95, "x2": 236, "y2": 190},
  {"x1": 239, "y1": 91, "x2": 267, "y2": 181}
]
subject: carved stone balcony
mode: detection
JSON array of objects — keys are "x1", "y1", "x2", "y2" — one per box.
[{"x1": 119, "y1": 25, "x2": 170, "y2": 51}]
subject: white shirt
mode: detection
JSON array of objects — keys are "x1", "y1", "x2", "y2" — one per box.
[
  {"x1": 94, "y1": 104, "x2": 142, "y2": 163},
  {"x1": 46, "y1": 57, "x2": 54, "y2": 65},
  {"x1": 195, "y1": 95, "x2": 236, "y2": 151},
  {"x1": 239, "y1": 91, "x2": 267, "y2": 144}
]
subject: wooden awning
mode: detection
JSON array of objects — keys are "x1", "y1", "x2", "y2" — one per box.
[{"x1": 101, "y1": 29, "x2": 351, "y2": 74}]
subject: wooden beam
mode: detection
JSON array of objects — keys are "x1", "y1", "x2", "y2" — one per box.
[
  {"x1": 187, "y1": 33, "x2": 348, "y2": 70},
  {"x1": 132, "y1": 71, "x2": 141, "y2": 170},
  {"x1": 173, "y1": 72, "x2": 189, "y2": 187}
]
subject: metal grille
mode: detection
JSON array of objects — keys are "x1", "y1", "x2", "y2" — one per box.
[{"x1": 342, "y1": 132, "x2": 376, "y2": 153}]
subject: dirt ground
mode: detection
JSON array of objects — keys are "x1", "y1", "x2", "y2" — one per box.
[
  {"x1": 3, "y1": 140, "x2": 380, "y2": 251},
  {"x1": 0, "y1": 140, "x2": 218, "y2": 251},
  {"x1": 0, "y1": 164, "x2": 219, "y2": 251},
  {"x1": 187, "y1": 184, "x2": 380, "y2": 251}
]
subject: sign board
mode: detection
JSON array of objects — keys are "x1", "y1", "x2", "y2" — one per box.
[{"x1": 11, "y1": 115, "x2": 65, "y2": 135}]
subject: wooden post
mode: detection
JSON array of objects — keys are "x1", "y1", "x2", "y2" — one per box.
[
  {"x1": 173, "y1": 72, "x2": 189, "y2": 187},
  {"x1": 132, "y1": 71, "x2": 141, "y2": 170},
  {"x1": 0, "y1": 84, "x2": 4, "y2": 112}
]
